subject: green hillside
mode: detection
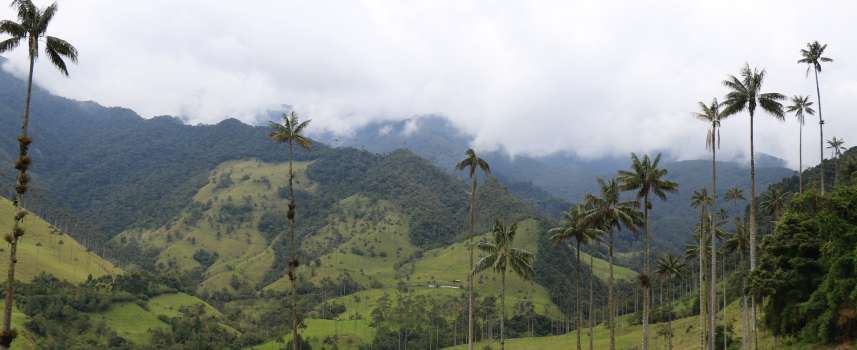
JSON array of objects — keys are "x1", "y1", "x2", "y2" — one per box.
[{"x1": 0, "y1": 198, "x2": 120, "y2": 282}]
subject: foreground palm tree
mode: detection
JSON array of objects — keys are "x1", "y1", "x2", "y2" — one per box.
[
  {"x1": 826, "y1": 137, "x2": 846, "y2": 187},
  {"x1": 618, "y1": 153, "x2": 677, "y2": 350},
  {"x1": 786, "y1": 96, "x2": 816, "y2": 193},
  {"x1": 690, "y1": 188, "x2": 710, "y2": 348},
  {"x1": 584, "y1": 178, "x2": 641, "y2": 350},
  {"x1": 798, "y1": 41, "x2": 833, "y2": 194},
  {"x1": 656, "y1": 254, "x2": 685, "y2": 350},
  {"x1": 474, "y1": 220, "x2": 534, "y2": 350},
  {"x1": 550, "y1": 205, "x2": 599, "y2": 350},
  {"x1": 270, "y1": 111, "x2": 312, "y2": 350},
  {"x1": 0, "y1": 2, "x2": 78, "y2": 348},
  {"x1": 456, "y1": 149, "x2": 491, "y2": 350},
  {"x1": 721, "y1": 64, "x2": 785, "y2": 345},
  {"x1": 693, "y1": 99, "x2": 728, "y2": 349}
]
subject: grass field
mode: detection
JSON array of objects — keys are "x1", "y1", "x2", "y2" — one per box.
[
  {"x1": 246, "y1": 319, "x2": 373, "y2": 350},
  {"x1": 579, "y1": 251, "x2": 638, "y2": 282},
  {"x1": 0, "y1": 198, "x2": 120, "y2": 283}
]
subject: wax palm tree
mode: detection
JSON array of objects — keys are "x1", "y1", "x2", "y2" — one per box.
[
  {"x1": 584, "y1": 178, "x2": 642, "y2": 350},
  {"x1": 724, "y1": 219, "x2": 751, "y2": 350},
  {"x1": 474, "y1": 220, "x2": 534, "y2": 350},
  {"x1": 550, "y1": 204, "x2": 600, "y2": 350},
  {"x1": 786, "y1": 96, "x2": 816, "y2": 193},
  {"x1": 798, "y1": 41, "x2": 833, "y2": 194},
  {"x1": 617, "y1": 153, "x2": 677, "y2": 350},
  {"x1": 456, "y1": 148, "x2": 491, "y2": 350},
  {"x1": 690, "y1": 188, "x2": 710, "y2": 348},
  {"x1": 656, "y1": 254, "x2": 686, "y2": 350},
  {"x1": 693, "y1": 98, "x2": 729, "y2": 350},
  {"x1": 826, "y1": 137, "x2": 846, "y2": 187},
  {"x1": 0, "y1": 2, "x2": 78, "y2": 347},
  {"x1": 721, "y1": 64, "x2": 785, "y2": 344},
  {"x1": 269, "y1": 111, "x2": 312, "y2": 350},
  {"x1": 760, "y1": 187, "x2": 790, "y2": 222}
]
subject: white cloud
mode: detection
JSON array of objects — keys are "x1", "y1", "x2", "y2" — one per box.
[{"x1": 1, "y1": 0, "x2": 856, "y2": 168}]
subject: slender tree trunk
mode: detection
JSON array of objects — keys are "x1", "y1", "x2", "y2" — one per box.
[
  {"x1": 576, "y1": 241, "x2": 582, "y2": 350},
  {"x1": 609, "y1": 231, "x2": 615, "y2": 350},
  {"x1": 814, "y1": 69, "x2": 825, "y2": 195},
  {"x1": 710, "y1": 134, "x2": 718, "y2": 350},
  {"x1": 468, "y1": 176, "x2": 477, "y2": 350},
  {"x1": 1, "y1": 52, "x2": 35, "y2": 350},
  {"x1": 667, "y1": 281, "x2": 673, "y2": 350},
  {"x1": 589, "y1": 252, "x2": 594, "y2": 350},
  {"x1": 698, "y1": 203, "x2": 707, "y2": 350},
  {"x1": 748, "y1": 109, "x2": 760, "y2": 350},
  {"x1": 722, "y1": 253, "x2": 727, "y2": 350},
  {"x1": 287, "y1": 142, "x2": 300, "y2": 350},
  {"x1": 643, "y1": 195, "x2": 651, "y2": 350},
  {"x1": 741, "y1": 248, "x2": 749, "y2": 350},
  {"x1": 798, "y1": 124, "x2": 803, "y2": 193},
  {"x1": 500, "y1": 269, "x2": 506, "y2": 350}
]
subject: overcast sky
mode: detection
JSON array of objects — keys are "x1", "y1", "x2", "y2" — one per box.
[{"x1": 1, "y1": 1, "x2": 855, "y2": 168}]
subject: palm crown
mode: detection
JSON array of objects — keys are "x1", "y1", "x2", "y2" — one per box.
[
  {"x1": 474, "y1": 221, "x2": 534, "y2": 279},
  {"x1": 798, "y1": 41, "x2": 833, "y2": 76},
  {"x1": 456, "y1": 148, "x2": 491, "y2": 178},
  {"x1": 0, "y1": 0, "x2": 78, "y2": 75},
  {"x1": 550, "y1": 204, "x2": 600, "y2": 246},
  {"x1": 656, "y1": 255, "x2": 685, "y2": 281},
  {"x1": 269, "y1": 111, "x2": 312, "y2": 150},
  {"x1": 721, "y1": 64, "x2": 786, "y2": 119},
  {"x1": 584, "y1": 178, "x2": 642, "y2": 232},
  {"x1": 725, "y1": 187, "x2": 744, "y2": 204},
  {"x1": 617, "y1": 153, "x2": 678, "y2": 206},
  {"x1": 694, "y1": 99, "x2": 728, "y2": 150},
  {"x1": 826, "y1": 137, "x2": 846, "y2": 158},
  {"x1": 786, "y1": 95, "x2": 815, "y2": 125}
]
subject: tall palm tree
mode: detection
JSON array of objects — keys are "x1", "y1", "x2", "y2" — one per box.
[
  {"x1": 760, "y1": 187, "x2": 790, "y2": 222},
  {"x1": 694, "y1": 98, "x2": 729, "y2": 350},
  {"x1": 724, "y1": 219, "x2": 750, "y2": 350},
  {"x1": 550, "y1": 204, "x2": 600, "y2": 350},
  {"x1": 584, "y1": 178, "x2": 642, "y2": 350},
  {"x1": 690, "y1": 188, "x2": 710, "y2": 349},
  {"x1": 474, "y1": 220, "x2": 535, "y2": 350},
  {"x1": 0, "y1": 2, "x2": 77, "y2": 348},
  {"x1": 456, "y1": 149, "x2": 491, "y2": 350},
  {"x1": 826, "y1": 137, "x2": 846, "y2": 187},
  {"x1": 786, "y1": 96, "x2": 816, "y2": 193},
  {"x1": 798, "y1": 41, "x2": 833, "y2": 194},
  {"x1": 721, "y1": 64, "x2": 785, "y2": 345},
  {"x1": 618, "y1": 153, "x2": 678, "y2": 350},
  {"x1": 269, "y1": 111, "x2": 312, "y2": 350},
  {"x1": 656, "y1": 254, "x2": 686, "y2": 350}
]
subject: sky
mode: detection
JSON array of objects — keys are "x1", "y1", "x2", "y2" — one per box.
[{"x1": 1, "y1": 0, "x2": 855, "y2": 168}]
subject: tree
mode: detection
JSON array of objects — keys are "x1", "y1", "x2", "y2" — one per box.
[
  {"x1": 798, "y1": 41, "x2": 833, "y2": 194},
  {"x1": 721, "y1": 63, "x2": 785, "y2": 344},
  {"x1": 269, "y1": 111, "x2": 312, "y2": 350},
  {"x1": 618, "y1": 153, "x2": 678, "y2": 350},
  {"x1": 456, "y1": 148, "x2": 491, "y2": 350},
  {"x1": 690, "y1": 188, "x2": 711, "y2": 349},
  {"x1": 693, "y1": 98, "x2": 729, "y2": 350},
  {"x1": 724, "y1": 218, "x2": 750, "y2": 350},
  {"x1": 656, "y1": 254, "x2": 685, "y2": 350},
  {"x1": 760, "y1": 188, "x2": 790, "y2": 222},
  {"x1": 584, "y1": 178, "x2": 642, "y2": 350},
  {"x1": 0, "y1": 2, "x2": 78, "y2": 348},
  {"x1": 826, "y1": 137, "x2": 846, "y2": 187},
  {"x1": 785, "y1": 96, "x2": 816, "y2": 193},
  {"x1": 474, "y1": 220, "x2": 534, "y2": 350},
  {"x1": 550, "y1": 204, "x2": 600, "y2": 350}
]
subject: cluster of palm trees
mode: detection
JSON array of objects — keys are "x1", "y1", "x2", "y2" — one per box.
[{"x1": 0, "y1": 1, "x2": 77, "y2": 349}]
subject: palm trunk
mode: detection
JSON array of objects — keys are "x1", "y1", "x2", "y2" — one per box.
[
  {"x1": 709, "y1": 133, "x2": 718, "y2": 350},
  {"x1": 468, "y1": 176, "x2": 477, "y2": 350},
  {"x1": 609, "y1": 231, "x2": 615, "y2": 350},
  {"x1": 741, "y1": 248, "x2": 749, "y2": 350},
  {"x1": 589, "y1": 252, "x2": 594, "y2": 350},
  {"x1": 1, "y1": 52, "x2": 35, "y2": 350},
  {"x1": 698, "y1": 203, "x2": 706, "y2": 350},
  {"x1": 500, "y1": 269, "x2": 506, "y2": 350},
  {"x1": 749, "y1": 110, "x2": 758, "y2": 350},
  {"x1": 798, "y1": 124, "x2": 803, "y2": 193},
  {"x1": 643, "y1": 195, "x2": 650, "y2": 350},
  {"x1": 722, "y1": 253, "x2": 727, "y2": 350},
  {"x1": 576, "y1": 241, "x2": 582, "y2": 350},
  {"x1": 667, "y1": 281, "x2": 673, "y2": 350},
  {"x1": 287, "y1": 142, "x2": 300, "y2": 350},
  {"x1": 814, "y1": 69, "x2": 825, "y2": 195}
]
